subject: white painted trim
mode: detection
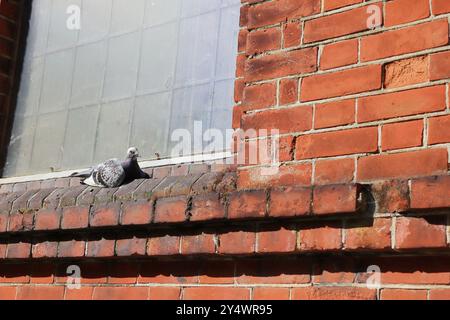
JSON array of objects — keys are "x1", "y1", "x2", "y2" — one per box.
[{"x1": 0, "y1": 150, "x2": 234, "y2": 185}]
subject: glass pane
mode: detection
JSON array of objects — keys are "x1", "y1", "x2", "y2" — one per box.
[{"x1": 5, "y1": 0, "x2": 240, "y2": 177}]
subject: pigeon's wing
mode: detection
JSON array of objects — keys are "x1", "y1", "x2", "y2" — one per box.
[
  {"x1": 81, "y1": 160, "x2": 125, "y2": 188},
  {"x1": 96, "y1": 159, "x2": 126, "y2": 188}
]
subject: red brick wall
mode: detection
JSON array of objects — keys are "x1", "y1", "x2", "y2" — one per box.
[
  {"x1": 234, "y1": 0, "x2": 450, "y2": 189},
  {"x1": 0, "y1": 0, "x2": 450, "y2": 301}
]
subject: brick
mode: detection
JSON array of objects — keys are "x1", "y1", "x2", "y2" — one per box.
[
  {"x1": 384, "y1": 56, "x2": 430, "y2": 88},
  {"x1": 32, "y1": 241, "x2": 58, "y2": 259},
  {"x1": 320, "y1": 39, "x2": 358, "y2": 70},
  {"x1": 346, "y1": 218, "x2": 392, "y2": 250},
  {"x1": 247, "y1": 0, "x2": 320, "y2": 29},
  {"x1": 299, "y1": 224, "x2": 342, "y2": 251},
  {"x1": 385, "y1": 0, "x2": 430, "y2": 27},
  {"x1": 430, "y1": 289, "x2": 450, "y2": 300},
  {"x1": 190, "y1": 194, "x2": 225, "y2": 222},
  {"x1": 154, "y1": 196, "x2": 187, "y2": 223},
  {"x1": 237, "y1": 163, "x2": 312, "y2": 189},
  {"x1": 312, "y1": 258, "x2": 356, "y2": 283},
  {"x1": 245, "y1": 48, "x2": 317, "y2": 82},
  {"x1": 361, "y1": 20, "x2": 449, "y2": 61},
  {"x1": 57, "y1": 240, "x2": 85, "y2": 258},
  {"x1": 371, "y1": 180, "x2": 410, "y2": 213},
  {"x1": 313, "y1": 184, "x2": 360, "y2": 215},
  {"x1": 115, "y1": 237, "x2": 146, "y2": 257},
  {"x1": 236, "y1": 259, "x2": 310, "y2": 284},
  {"x1": 7, "y1": 211, "x2": 34, "y2": 232},
  {"x1": 381, "y1": 289, "x2": 428, "y2": 300},
  {"x1": 149, "y1": 287, "x2": 181, "y2": 300},
  {"x1": 6, "y1": 242, "x2": 31, "y2": 259},
  {"x1": 381, "y1": 120, "x2": 423, "y2": 151},
  {"x1": 34, "y1": 209, "x2": 60, "y2": 231},
  {"x1": 358, "y1": 85, "x2": 446, "y2": 122},
  {"x1": 120, "y1": 201, "x2": 152, "y2": 226},
  {"x1": 270, "y1": 187, "x2": 311, "y2": 217},
  {"x1": 90, "y1": 204, "x2": 120, "y2": 227},
  {"x1": 246, "y1": 27, "x2": 281, "y2": 55},
  {"x1": 228, "y1": 190, "x2": 266, "y2": 219},
  {"x1": 428, "y1": 115, "x2": 450, "y2": 145},
  {"x1": 323, "y1": 0, "x2": 363, "y2": 11},
  {"x1": 304, "y1": 4, "x2": 382, "y2": 43},
  {"x1": 296, "y1": 127, "x2": 378, "y2": 159},
  {"x1": 279, "y1": 78, "x2": 298, "y2": 105},
  {"x1": 357, "y1": 149, "x2": 448, "y2": 181},
  {"x1": 314, "y1": 158, "x2": 355, "y2": 185},
  {"x1": 241, "y1": 105, "x2": 313, "y2": 134},
  {"x1": 395, "y1": 216, "x2": 447, "y2": 249},
  {"x1": 183, "y1": 287, "x2": 250, "y2": 300},
  {"x1": 16, "y1": 286, "x2": 65, "y2": 300},
  {"x1": 314, "y1": 99, "x2": 355, "y2": 129},
  {"x1": 301, "y1": 65, "x2": 382, "y2": 102},
  {"x1": 86, "y1": 238, "x2": 115, "y2": 258},
  {"x1": 147, "y1": 235, "x2": 180, "y2": 256},
  {"x1": 242, "y1": 82, "x2": 276, "y2": 110},
  {"x1": 257, "y1": 228, "x2": 296, "y2": 253},
  {"x1": 0, "y1": 286, "x2": 16, "y2": 300},
  {"x1": 293, "y1": 287, "x2": 376, "y2": 300},
  {"x1": 283, "y1": 22, "x2": 301, "y2": 48},
  {"x1": 218, "y1": 231, "x2": 256, "y2": 254},
  {"x1": 432, "y1": 0, "x2": 450, "y2": 14},
  {"x1": 65, "y1": 287, "x2": 94, "y2": 300},
  {"x1": 93, "y1": 287, "x2": 149, "y2": 300},
  {"x1": 253, "y1": 288, "x2": 290, "y2": 300},
  {"x1": 238, "y1": 29, "x2": 248, "y2": 53},
  {"x1": 61, "y1": 206, "x2": 89, "y2": 230},
  {"x1": 181, "y1": 233, "x2": 216, "y2": 254},
  {"x1": 411, "y1": 176, "x2": 450, "y2": 210}
]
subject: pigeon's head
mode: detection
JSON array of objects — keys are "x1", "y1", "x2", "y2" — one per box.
[{"x1": 127, "y1": 147, "x2": 140, "y2": 159}]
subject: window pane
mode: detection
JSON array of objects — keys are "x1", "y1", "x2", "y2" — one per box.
[{"x1": 4, "y1": 0, "x2": 240, "y2": 177}]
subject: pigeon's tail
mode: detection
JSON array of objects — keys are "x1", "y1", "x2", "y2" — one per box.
[{"x1": 70, "y1": 169, "x2": 92, "y2": 178}]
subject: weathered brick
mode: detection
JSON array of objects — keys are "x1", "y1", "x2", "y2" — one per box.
[
  {"x1": 269, "y1": 187, "x2": 311, "y2": 217},
  {"x1": 410, "y1": 176, "x2": 450, "y2": 210},
  {"x1": 61, "y1": 206, "x2": 89, "y2": 230},
  {"x1": 301, "y1": 65, "x2": 382, "y2": 102},
  {"x1": 395, "y1": 216, "x2": 447, "y2": 249},
  {"x1": 371, "y1": 180, "x2": 410, "y2": 213},
  {"x1": 313, "y1": 184, "x2": 360, "y2": 215},
  {"x1": 147, "y1": 235, "x2": 180, "y2": 256},
  {"x1": 361, "y1": 20, "x2": 449, "y2": 61},
  {"x1": 183, "y1": 287, "x2": 250, "y2": 300},
  {"x1": 345, "y1": 218, "x2": 392, "y2": 250},
  {"x1": 245, "y1": 48, "x2": 317, "y2": 82},
  {"x1": 381, "y1": 120, "x2": 423, "y2": 151},
  {"x1": 314, "y1": 158, "x2": 355, "y2": 185},
  {"x1": 34, "y1": 209, "x2": 61, "y2": 231},
  {"x1": 86, "y1": 238, "x2": 115, "y2": 258},
  {"x1": 32, "y1": 241, "x2": 58, "y2": 259},
  {"x1": 385, "y1": 0, "x2": 430, "y2": 27},
  {"x1": 257, "y1": 227, "x2": 296, "y2": 253},
  {"x1": 242, "y1": 82, "x2": 276, "y2": 110},
  {"x1": 357, "y1": 149, "x2": 448, "y2": 181},
  {"x1": 279, "y1": 78, "x2": 298, "y2": 105},
  {"x1": 293, "y1": 287, "x2": 376, "y2": 300},
  {"x1": 323, "y1": 0, "x2": 363, "y2": 11},
  {"x1": 218, "y1": 230, "x2": 256, "y2": 254},
  {"x1": 237, "y1": 163, "x2": 312, "y2": 189},
  {"x1": 358, "y1": 85, "x2": 446, "y2": 122},
  {"x1": 90, "y1": 203, "x2": 120, "y2": 227},
  {"x1": 432, "y1": 0, "x2": 450, "y2": 15},
  {"x1": 428, "y1": 115, "x2": 450, "y2": 145},
  {"x1": 320, "y1": 39, "x2": 358, "y2": 70},
  {"x1": 299, "y1": 223, "x2": 342, "y2": 251},
  {"x1": 6, "y1": 242, "x2": 31, "y2": 259},
  {"x1": 381, "y1": 289, "x2": 428, "y2": 300},
  {"x1": 247, "y1": 0, "x2": 320, "y2": 29},
  {"x1": 384, "y1": 56, "x2": 429, "y2": 88},
  {"x1": 283, "y1": 22, "x2": 301, "y2": 48},
  {"x1": 304, "y1": 4, "x2": 382, "y2": 43},
  {"x1": 115, "y1": 237, "x2": 147, "y2": 257},
  {"x1": 57, "y1": 240, "x2": 85, "y2": 258},
  {"x1": 154, "y1": 196, "x2": 187, "y2": 223},
  {"x1": 297, "y1": 127, "x2": 378, "y2": 159},
  {"x1": 246, "y1": 27, "x2": 281, "y2": 55},
  {"x1": 120, "y1": 201, "x2": 152, "y2": 226},
  {"x1": 181, "y1": 233, "x2": 216, "y2": 254},
  {"x1": 228, "y1": 190, "x2": 266, "y2": 219},
  {"x1": 191, "y1": 193, "x2": 225, "y2": 221}
]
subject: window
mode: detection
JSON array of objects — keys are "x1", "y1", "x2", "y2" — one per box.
[{"x1": 3, "y1": 0, "x2": 240, "y2": 177}]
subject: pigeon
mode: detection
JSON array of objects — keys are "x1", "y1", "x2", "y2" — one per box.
[{"x1": 71, "y1": 147, "x2": 150, "y2": 188}]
